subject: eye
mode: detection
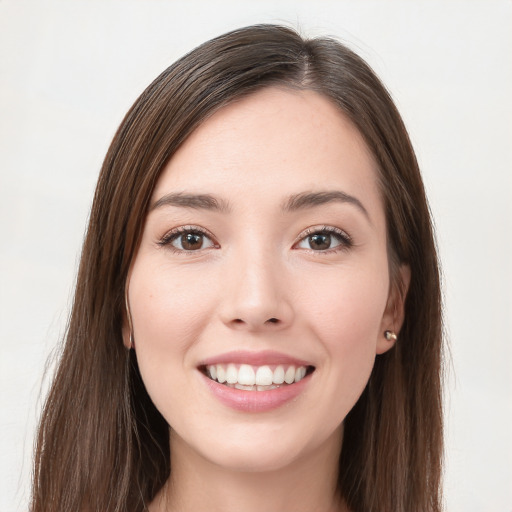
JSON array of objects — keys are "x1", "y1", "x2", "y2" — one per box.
[
  {"x1": 158, "y1": 226, "x2": 216, "y2": 252},
  {"x1": 295, "y1": 226, "x2": 352, "y2": 252}
]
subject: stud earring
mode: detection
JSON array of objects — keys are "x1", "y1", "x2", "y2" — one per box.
[{"x1": 384, "y1": 330, "x2": 397, "y2": 341}]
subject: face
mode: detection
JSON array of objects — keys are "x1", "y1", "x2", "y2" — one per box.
[{"x1": 127, "y1": 87, "x2": 402, "y2": 473}]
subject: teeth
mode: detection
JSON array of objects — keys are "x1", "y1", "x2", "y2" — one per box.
[
  {"x1": 284, "y1": 366, "x2": 296, "y2": 384},
  {"x1": 238, "y1": 364, "x2": 256, "y2": 385},
  {"x1": 257, "y1": 385, "x2": 279, "y2": 391},
  {"x1": 255, "y1": 366, "x2": 273, "y2": 386},
  {"x1": 273, "y1": 365, "x2": 285, "y2": 384},
  {"x1": 226, "y1": 364, "x2": 238, "y2": 384},
  {"x1": 234, "y1": 383, "x2": 279, "y2": 391},
  {"x1": 205, "y1": 363, "x2": 309, "y2": 388},
  {"x1": 217, "y1": 365, "x2": 226, "y2": 383},
  {"x1": 234, "y1": 383, "x2": 255, "y2": 391},
  {"x1": 294, "y1": 366, "x2": 306, "y2": 382}
]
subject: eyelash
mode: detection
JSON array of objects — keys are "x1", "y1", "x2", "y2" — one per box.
[
  {"x1": 294, "y1": 225, "x2": 353, "y2": 253},
  {"x1": 157, "y1": 224, "x2": 353, "y2": 254},
  {"x1": 157, "y1": 225, "x2": 217, "y2": 254}
]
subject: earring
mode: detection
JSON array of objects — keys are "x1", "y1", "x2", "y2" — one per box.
[
  {"x1": 384, "y1": 330, "x2": 397, "y2": 341},
  {"x1": 129, "y1": 332, "x2": 135, "y2": 350}
]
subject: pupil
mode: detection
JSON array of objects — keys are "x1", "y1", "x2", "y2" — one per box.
[
  {"x1": 182, "y1": 233, "x2": 202, "y2": 250},
  {"x1": 310, "y1": 233, "x2": 331, "y2": 250}
]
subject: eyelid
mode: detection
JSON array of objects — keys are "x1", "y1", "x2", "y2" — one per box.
[
  {"x1": 156, "y1": 224, "x2": 352, "y2": 254},
  {"x1": 293, "y1": 225, "x2": 353, "y2": 252},
  {"x1": 157, "y1": 225, "x2": 219, "y2": 252}
]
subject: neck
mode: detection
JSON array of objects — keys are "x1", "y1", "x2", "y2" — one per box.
[{"x1": 150, "y1": 428, "x2": 347, "y2": 512}]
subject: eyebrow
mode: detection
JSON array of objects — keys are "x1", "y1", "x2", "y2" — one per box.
[
  {"x1": 150, "y1": 192, "x2": 231, "y2": 213},
  {"x1": 282, "y1": 191, "x2": 370, "y2": 219},
  {"x1": 151, "y1": 189, "x2": 369, "y2": 219}
]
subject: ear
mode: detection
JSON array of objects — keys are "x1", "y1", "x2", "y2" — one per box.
[{"x1": 376, "y1": 264, "x2": 411, "y2": 355}]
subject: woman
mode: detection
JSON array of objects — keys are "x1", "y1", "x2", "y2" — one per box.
[{"x1": 31, "y1": 24, "x2": 443, "y2": 512}]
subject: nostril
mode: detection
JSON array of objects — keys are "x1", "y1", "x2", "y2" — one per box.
[{"x1": 230, "y1": 317, "x2": 281, "y2": 327}]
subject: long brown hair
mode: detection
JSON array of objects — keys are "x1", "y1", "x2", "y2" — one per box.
[{"x1": 31, "y1": 25, "x2": 443, "y2": 512}]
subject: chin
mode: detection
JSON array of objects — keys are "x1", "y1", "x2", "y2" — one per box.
[
  {"x1": 174, "y1": 418, "x2": 342, "y2": 475},
  {"x1": 203, "y1": 441, "x2": 305, "y2": 473}
]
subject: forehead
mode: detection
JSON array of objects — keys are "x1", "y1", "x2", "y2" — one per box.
[{"x1": 153, "y1": 87, "x2": 383, "y2": 220}]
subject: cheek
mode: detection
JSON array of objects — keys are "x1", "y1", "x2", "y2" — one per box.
[
  {"x1": 295, "y1": 262, "x2": 389, "y2": 396},
  {"x1": 127, "y1": 259, "x2": 221, "y2": 422},
  {"x1": 129, "y1": 260, "x2": 216, "y2": 353},
  {"x1": 298, "y1": 262, "x2": 389, "y2": 342}
]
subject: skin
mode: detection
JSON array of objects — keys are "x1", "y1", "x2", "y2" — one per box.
[{"x1": 125, "y1": 87, "x2": 409, "y2": 512}]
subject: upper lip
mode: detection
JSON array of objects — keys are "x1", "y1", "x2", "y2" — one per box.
[{"x1": 198, "y1": 350, "x2": 314, "y2": 368}]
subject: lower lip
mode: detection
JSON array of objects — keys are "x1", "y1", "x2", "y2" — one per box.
[{"x1": 201, "y1": 372, "x2": 311, "y2": 413}]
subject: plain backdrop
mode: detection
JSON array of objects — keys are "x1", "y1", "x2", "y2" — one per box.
[{"x1": 1, "y1": 1, "x2": 511, "y2": 511}]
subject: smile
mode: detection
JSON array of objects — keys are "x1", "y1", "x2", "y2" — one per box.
[
  {"x1": 204, "y1": 363, "x2": 312, "y2": 391},
  {"x1": 198, "y1": 351, "x2": 315, "y2": 411}
]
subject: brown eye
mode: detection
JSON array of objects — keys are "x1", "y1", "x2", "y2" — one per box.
[
  {"x1": 295, "y1": 227, "x2": 352, "y2": 252},
  {"x1": 179, "y1": 232, "x2": 204, "y2": 250},
  {"x1": 308, "y1": 233, "x2": 332, "y2": 250},
  {"x1": 161, "y1": 228, "x2": 215, "y2": 252}
]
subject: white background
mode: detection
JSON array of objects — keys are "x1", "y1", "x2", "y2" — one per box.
[{"x1": 1, "y1": 1, "x2": 511, "y2": 511}]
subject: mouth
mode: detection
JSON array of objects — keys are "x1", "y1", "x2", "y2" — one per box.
[
  {"x1": 198, "y1": 352, "x2": 316, "y2": 412},
  {"x1": 200, "y1": 363, "x2": 316, "y2": 391}
]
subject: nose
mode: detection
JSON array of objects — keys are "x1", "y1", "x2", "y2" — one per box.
[{"x1": 218, "y1": 249, "x2": 294, "y2": 332}]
